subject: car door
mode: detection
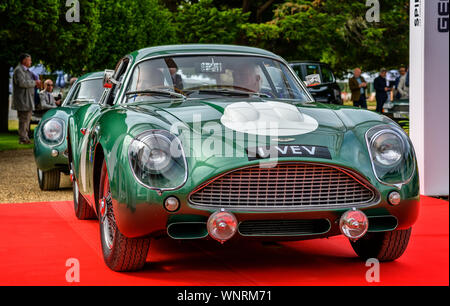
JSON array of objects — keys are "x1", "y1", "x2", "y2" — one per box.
[{"x1": 78, "y1": 58, "x2": 131, "y2": 205}]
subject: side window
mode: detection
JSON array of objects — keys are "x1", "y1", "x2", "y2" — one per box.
[
  {"x1": 67, "y1": 83, "x2": 81, "y2": 105},
  {"x1": 105, "y1": 57, "x2": 130, "y2": 105},
  {"x1": 321, "y1": 65, "x2": 335, "y2": 84},
  {"x1": 69, "y1": 79, "x2": 104, "y2": 104},
  {"x1": 305, "y1": 64, "x2": 320, "y2": 78}
]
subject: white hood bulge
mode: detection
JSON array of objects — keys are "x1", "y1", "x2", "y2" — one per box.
[{"x1": 220, "y1": 101, "x2": 319, "y2": 136}]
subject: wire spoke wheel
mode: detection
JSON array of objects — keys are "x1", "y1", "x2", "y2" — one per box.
[
  {"x1": 98, "y1": 160, "x2": 151, "y2": 271},
  {"x1": 101, "y1": 188, "x2": 116, "y2": 250}
]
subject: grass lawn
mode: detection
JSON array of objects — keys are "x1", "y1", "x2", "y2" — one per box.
[{"x1": 0, "y1": 120, "x2": 37, "y2": 151}]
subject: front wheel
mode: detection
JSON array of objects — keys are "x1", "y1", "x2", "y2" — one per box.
[
  {"x1": 350, "y1": 228, "x2": 412, "y2": 262},
  {"x1": 98, "y1": 161, "x2": 150, "y2": 271},
  {"x1": 37, "y1": 168, "x2": 60, "y2": 190}
]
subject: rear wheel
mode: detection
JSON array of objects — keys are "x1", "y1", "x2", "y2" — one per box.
[
  {"x1": 98, "y1": 161, "x2": 150, "y2": 271},
  {"x1": 37, "y1": 168, "x2": 60, "y2": 190},
  {"x1": 72, "y1": 163, "x2": 96, "y2": 220},
  {"x1": 350, "y1": 228, "x2": 412, "y2": 262}
]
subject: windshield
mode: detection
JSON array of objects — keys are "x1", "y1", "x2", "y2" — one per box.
[
  {"x1": 125, "y1": 55, "x2": 311, "y2": 102},
  {"x1": 65, "y1": 78, "x2": 104, "y2": 105}
]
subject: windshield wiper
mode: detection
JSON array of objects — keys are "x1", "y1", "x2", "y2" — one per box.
[
  {"x1": 125, "y1": 90, "x2": 186, "y2": 99},
  {"x1": 187, "y1": 88, "x2": 271, "y2": 98}
]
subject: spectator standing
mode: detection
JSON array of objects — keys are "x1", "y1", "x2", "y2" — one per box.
[
  {"x1": 397, "y1": 67, "x2": 409, "y2": 99},
  {"x1": 348, "y1": 68, "x2": 368, "y2": 109},
  {"x1": 39, "y1": 79, "x2": 62, "y2": 110},
  {"x1": 374, "y1": 68, "x2": 390, "y2": 113},
  {"x1": 12, "y1": 53, "x2": 41, "y2": 144}
]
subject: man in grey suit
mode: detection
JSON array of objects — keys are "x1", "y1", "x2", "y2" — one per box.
[{"x1": 12, "y1": 53, "x2": 41, "y2": 144}]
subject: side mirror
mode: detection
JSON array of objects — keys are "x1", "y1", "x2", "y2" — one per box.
[
  {"x1": 304, "y1": 74, "x2": 321, "y2": 87},
  {"x1": 103, "y1": 69, "x2": 115, "y2": 88}
]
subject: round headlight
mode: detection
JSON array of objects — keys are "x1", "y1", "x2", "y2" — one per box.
[
  {"x1": 370, "y1": 131, "x2": 404, "y2": 166},
  {"x1": 42, "y1": 119, "x2": 64, "y2": 143},
  {"x1": 132, "y1": 134, "x2": 174, "y2": 174},
  {"x1": 128, "y1": 130, "x2": 188, "y2": 191},
  {"x1": 366, "y1": 125, "x2": 416, "y2": 186}
]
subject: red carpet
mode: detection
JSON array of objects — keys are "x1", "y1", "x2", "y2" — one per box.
[{"x1": 0, "y1": 196, "x2": 448, "y2": 286}]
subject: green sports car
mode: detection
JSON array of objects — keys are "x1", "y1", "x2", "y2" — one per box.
[
  {"x1": 33, "y1": 72, "x2": 104, "y2": 190},
  {"x1": 68, "y1": 45, "x2": 419, "y2": 271}
]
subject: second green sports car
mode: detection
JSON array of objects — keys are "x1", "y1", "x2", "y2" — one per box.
[
  {"x1": 33, "y1": 72, "x2": 104, "y2": 190},
  {"x1": 67, "y1": 45, "x2": 419, "y2": 271}
]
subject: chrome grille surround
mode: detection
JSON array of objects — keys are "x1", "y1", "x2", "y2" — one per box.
[{"x1": 188, "y1": 162, "x2": 379, "y2": 211}]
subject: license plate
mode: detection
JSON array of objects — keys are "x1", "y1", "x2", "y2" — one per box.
[{"x1": 247, "y1": 145, "x2": 332, "y2": 160}]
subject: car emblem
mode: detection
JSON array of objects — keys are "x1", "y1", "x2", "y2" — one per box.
[{"x1": 271, "y1": 137, "x2": 295, "y2": 143}]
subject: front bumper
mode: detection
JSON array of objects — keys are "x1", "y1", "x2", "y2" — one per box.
[{"x1": 110, "y1": 161, "x2": 420, "y2": 240}]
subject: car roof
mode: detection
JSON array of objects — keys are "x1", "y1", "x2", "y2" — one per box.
[
  {"x1": 77, "y1": 71, "x2": 104, "y2": 82},
  {"x1": 131, "y1": 44, "x2": 282, "y2": 62}
]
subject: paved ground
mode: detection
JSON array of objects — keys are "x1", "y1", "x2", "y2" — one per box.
[{"x1": 0, "y1": 149, "x2": 72, "y2": 203}]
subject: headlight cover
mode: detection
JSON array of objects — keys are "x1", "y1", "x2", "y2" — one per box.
[
  {"x1": 128, "y1": 130, "x2": 187, "y2": 191},
  {"x1": 366, "y1": 125, "x2": 416, "y2": 186},
  {"x1": 41, "y1": 118, "x2": 64, "y2": 144}
]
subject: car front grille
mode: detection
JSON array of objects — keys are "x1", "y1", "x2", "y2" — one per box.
[
  {"x1": 238, "y1": 219, "x2": 331, "y2": 236},
  {"x1": 189, "y1": 162, "x2": 377, "y2": 210}
]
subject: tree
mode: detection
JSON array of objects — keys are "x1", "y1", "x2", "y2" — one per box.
[
  {"x1": 87, "y1": 0, "x2": 177, "y2": 71},
  {"x1": 0, "y1": 0, "x2": 100, "y2": 132},
  {"x1": 175, "y1": 0, "x2": 250, "y2": 44},
  {"x1": 210, "y1": 0, "x2": 285, "y2": 22},
  {"x1": 261, "y1": 0, "x2": 410, "y2": 76}
]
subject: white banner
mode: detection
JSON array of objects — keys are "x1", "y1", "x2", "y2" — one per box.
[{"x1": 410, "y1": 0, "x2": 449, "y2": 196}]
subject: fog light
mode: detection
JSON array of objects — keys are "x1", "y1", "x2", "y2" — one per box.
[
  {"x1": 207, "y1": 210, "x2": 237, "y2": 244},
  {"x1": 339, "y1": 209, "x2": 369, "y2": 241},
  {"x1": 51, "y1": 149, "x2": 59, "y2": 157},
  {"x1": 164, "y1": 196, "x2": 180, "y2": 212},
  {"x1": 388, "y1": 191, "x2": 401, "y2": 206}
]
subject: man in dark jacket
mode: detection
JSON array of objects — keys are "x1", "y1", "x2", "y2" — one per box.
[
  {"x1": 374, "y1": 68, "x2": 391, "y2": 113},
  {"x1": 12, "y1": 53, "x2": 41, "y2": 144},
  {"x1": 348, "y1": 68, "x2": 368, "y2": 109}
]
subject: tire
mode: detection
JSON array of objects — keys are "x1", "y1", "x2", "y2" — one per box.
[
  {"x1": 37, "y1": 168, "x2": 60, "y2": 190},
  {"x1": 98, "y1": 161, "x2": 150, "y2": 271},
  {"x1": 72, "y1": 163, "x2": 96, "y2": 220},
  {"x1": 350, "y1": 228, "x2": 412, "y2": 262}
]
